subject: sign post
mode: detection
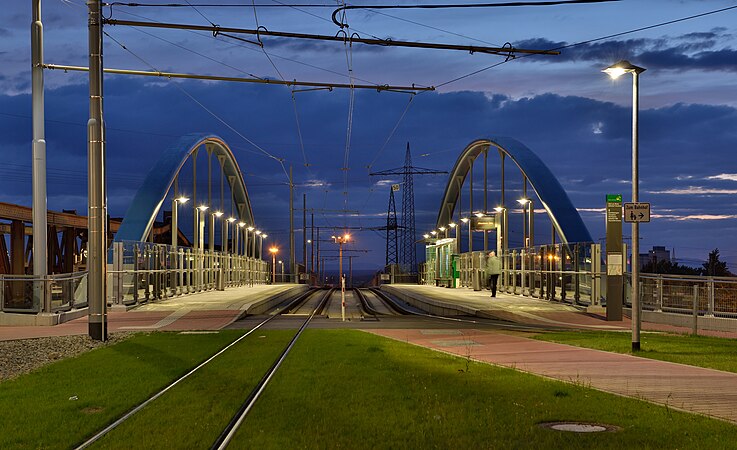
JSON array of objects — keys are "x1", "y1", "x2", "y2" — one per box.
[{"x1": 605, "y1": 194, "x2": 623, "y2": 321}]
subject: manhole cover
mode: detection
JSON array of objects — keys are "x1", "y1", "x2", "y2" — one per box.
[{"x1": 539, "y1": 422, "x2": 618, "y2": 433}]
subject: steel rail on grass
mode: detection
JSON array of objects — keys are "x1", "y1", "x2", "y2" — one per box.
[
  {"x1": 73, "y1": 288, "x2": 319, "y2": 450},
  {"x1": 211, "y1": 289, "x2": 334, "y2": 449}
]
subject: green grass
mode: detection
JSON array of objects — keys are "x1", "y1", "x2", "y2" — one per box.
[
  {"x1": 227, "y1": 330, "x2": 737, "y2": 449},
  {"x1": 95, "y1": 330, "x2": 296, "y2": 449},
  {"x1": 0, "y1": 331, "x2": 243, "y2": 449},
  {"x1": 534, "y1": 330, "x2": 737, "y2": 373},
  {"x1": 4, "y1": 329, "x2": 737, "y2": 449}
]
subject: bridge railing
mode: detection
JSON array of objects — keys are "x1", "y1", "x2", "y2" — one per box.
[
  {"x1": 425, "y1": 242, "x2": 602, "y2": 306},
  {"x1": 626, "y1": 273, "x2": 737, "y2": 318},
  {"x1": 0, "y1": 272, "x2": 88, "y2": 314},
  {"x1": 107, "y1": 241, "x2": 269, "y2": 307}
]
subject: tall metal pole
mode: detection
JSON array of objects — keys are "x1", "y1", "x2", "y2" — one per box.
[
  {"x1": 302, "y1": 193, "x2": 306, "y2": 280},
  {"x1": 87, "y1": 0, "x2": 107, "y2": 341},
  {"x1": 469, "y1": 159, "x2": 473, "y2": 253},
  {"x1": 289, "y1": 166, "x2": 295, "y2": 282},
  {"x1": 310, "y1": 213, "x2": 314, "y2": 276},
  {"x1": 172, "y1": 199, "x2": 178, "y2": 248},
  {"x1": 632, "y1": 70, "x2": 641, "y2": 351},
  {"x1": 31, "y1": 0, "x2": 48, "y2": 309},
  {"x1": 483, "y1": 149, "x2": 488, "y2": 252},
  {"x1": 340, "y1": 240, "x2": 345, "y2": 321}
]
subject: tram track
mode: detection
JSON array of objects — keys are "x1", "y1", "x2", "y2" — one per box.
[{"x1": 73, "y1": 288, "x2": 329, "y2": 450}]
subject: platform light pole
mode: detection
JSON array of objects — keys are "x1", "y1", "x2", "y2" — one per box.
[
  {"x1": 248, "y1": 226, "x2": 255, "y2": 258},
  {"x1": 225, "y1": 217, "x2": 235, "y2": 253},
  {"x1": 171, "y1": 196, "x2": 189, "y2": 249},
  {"x1": 269, "y1": 247, "x2": 278, "y2": 284},
  {"x1": 332, "y1": 233, "x2": 350, "y2": 321},
  {"x1": 604, "y1": 59, "x2": 646, "y2": 352},
  {"x1": 210, "y1": 211, "x2": 223, "y2": 252}
]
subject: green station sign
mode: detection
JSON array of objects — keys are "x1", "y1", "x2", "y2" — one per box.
[{"x1": 606, "y1": 194, "x2": 622, "y2": 203}]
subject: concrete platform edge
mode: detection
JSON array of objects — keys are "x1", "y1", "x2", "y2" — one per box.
[{"x1": 240, "y1": 284, "x2": 310, "y2": 318}]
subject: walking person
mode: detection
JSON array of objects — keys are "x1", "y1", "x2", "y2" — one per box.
[{"x1": 485, "y1": 251, "x2": 501, "y2": 297}]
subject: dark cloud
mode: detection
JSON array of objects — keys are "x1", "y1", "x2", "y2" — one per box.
[
  {"x1": 1, "y1": 76, "x2": 736, "y2": 268},
  {"x1": 515, "y1": 28, "x2": 737, "y2": 72}
]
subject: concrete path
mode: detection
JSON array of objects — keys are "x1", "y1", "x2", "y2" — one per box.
[
  {"x1": 369, "y1": 328, "x2": 737, "y2": 424},
  {"x1": 0, "y1": 284, "x2": 306, "y2": 341}
]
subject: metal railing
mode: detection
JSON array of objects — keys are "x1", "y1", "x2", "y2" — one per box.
[
  {"x1": 423, "y1": 242, "x2": 602, "y2": 306},
  {"x1": 1, "y1": 272, "x2": 88, "y2": 313},
  {"x1": 1, "y1": 241, "x2": 270, "y2": 315},
  {"x1": 108, "y1": 241, "x2": 269, "y2": 307},
  {"x1": 626, "y1": 273, "x2": 737, "y2": 318}
]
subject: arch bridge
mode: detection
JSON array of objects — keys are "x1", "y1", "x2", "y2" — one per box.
[{"x1": 425, "y1": 136, "x2": 599, "y2": 305}]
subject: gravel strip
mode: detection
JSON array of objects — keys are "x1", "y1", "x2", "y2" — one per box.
[{"x1": 0, "y1": 333, "x2": 133, "y2": 382}]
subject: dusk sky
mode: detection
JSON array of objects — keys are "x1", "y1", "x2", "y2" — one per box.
[{"x1": 2, "y1": 0, "x2": 737, "y2": 271}]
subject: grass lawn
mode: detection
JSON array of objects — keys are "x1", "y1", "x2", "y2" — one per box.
[
  {"x1": 534, "y1": 330, "x2": 737, "y2": 373},
  {"x1": 228, "y1": 330, "x2": 737, "y2": 449},
  {"x1": 0, "y1": 331, "x2": 244, "y2": 449},
  {"x1": 4, "y1": 329, "x2": 737, "y2": 449}
]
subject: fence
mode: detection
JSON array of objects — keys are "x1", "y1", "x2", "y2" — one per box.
[
  {"x1": 1, "y1": 272, "x2": 88, "y2": 313},
  {"x1": 627, "y1": 273, "x2": 737, "y2": 318},
  {"x1": 425, "y1": 242, "x2": 602, "y2": 306},
  {"x1": 108, "y1": 241, "x2": 269, "y2": 307},
  {"x1": 1, "y1": 241, "x2": 269, "y2": 314}
]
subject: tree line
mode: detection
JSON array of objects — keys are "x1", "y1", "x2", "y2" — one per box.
[{"x1": 641, "y1": 248, "x2": 733, "y2": 277}]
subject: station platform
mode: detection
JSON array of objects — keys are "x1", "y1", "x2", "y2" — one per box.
[
  {"x1": 380, "y1": 284, "x2": 627, "y2": 330},
  {"x1": 0, "y1": 284, "x2": 308, "y2": 341}
]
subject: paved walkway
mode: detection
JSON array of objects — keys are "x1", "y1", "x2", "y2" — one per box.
[
  {"x1": 0, "y1": 284, "x2": 306, "y2": 341},
  {"x1": 383, "y1": 284, "x2": 737, "y2": 338},
  {"x1": 369, "y1": 328, "x2": 737, "y2": 424}
]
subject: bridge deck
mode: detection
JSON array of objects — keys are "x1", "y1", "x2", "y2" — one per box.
[{"x1": 0, "y1": 284, "x2": 307, "y2": 341}]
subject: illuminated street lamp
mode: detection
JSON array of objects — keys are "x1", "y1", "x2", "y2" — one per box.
[
  {"x1": 332, "y1": 233, "x2": 351, "y2": 321},
  {"x1": 448, "y1": 222, "x2": 458, "y2": 253},
  {"x1": 460, "y1": 217, "x2": 470, "y2": 253},
  {"x1": 439, "y1": 226, "x2": 447, "y2": 239},
  {"x1": 171, "y1": 196, "x2": 189, "y2": 248},
  {"x1": 269, "y1": 246, "x2": 278, "y2": 284},
  {"x1": 236, "y1": 222, "x2": 245, "y2": 255},
  {"x1": 604, "y1": 59, "x2": 646, "y2": 352},
  {"x1": 517, "y1": 199, "x2": 534, "y2": 248},
  {"x1": 210, "y1": 211, "x2": 223, "y2": 252},
  {"x1": 196, "y1": 205, "x2": 209, "y2": 251},
  {"x1": 225, "y1": 217, "x2": 236, "y2": 253},
  {"x1": 278, "y1": 260, "x2": 284, "y2": 282},
  {"x1": 248, "y1": 226, "x2": 255, "y2": 258}
]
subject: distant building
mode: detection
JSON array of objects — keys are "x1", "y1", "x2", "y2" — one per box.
[{"x1": 638, "y1": 246, "x2": 671, "y2": 268}]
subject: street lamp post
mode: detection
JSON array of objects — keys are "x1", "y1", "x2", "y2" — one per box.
[
  {"x1": 461, "y1": 217, "x2": 470, "y2": 253},
  {"x1": 449, "y1": 222, "x2": 458, "y2": 254},
  {"x1": 210, "y1": 211, "x2": 223, "y2": 252},
  {"x1": 604, "y1": 60, "x2": 646, "y2": 352},
  {"x1": 171, "y1": 196, "x2": 189, "y2": 248},
  {"x1": 278, "y1": 260, "x2": 284, "y2": 282},
  {"x1": 332, "y1": 233, "x2": 351, "y2": 321},
  {"x1": 195, "y1": 205, "x2": 208, "y2": 290},
  {"x1": 269, "y1": 247, "x2": 278, "y2": 284},
  {"x1": 225, "y1": 217, "x2": 236, "y2": 254}
]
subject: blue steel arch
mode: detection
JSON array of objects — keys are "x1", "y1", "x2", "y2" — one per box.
[
  {"x1": 115, "y1": 133, "x2": 255, "y2": 242},
  {"x1": 436, "y1": 137, "x2": 591, "y2": 245}
]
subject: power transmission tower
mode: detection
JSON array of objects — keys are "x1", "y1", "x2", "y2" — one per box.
[
  {"x1": 370, "y1": 143, "x2": 447, "y2": 273},
  {"x1": 386, "y1": 187, "x2": 399, "y2": 266}
]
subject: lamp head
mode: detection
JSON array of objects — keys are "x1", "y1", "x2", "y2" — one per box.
[
  {"x1": 175, "y1": 196, "x2": 189, "y2": 204},
  {"x1": 269, "y1": 247, "x2": 278, "y2": 254},
  {"x1": 430, "y1": 230, "x2": 437, "y2": 236},
  {"x1": 247, "y1": 226, "x2": 254, "y2": 232},
  {"x1": 517, "y1": 198, "x2": 530, "y2": 205},
  {"x1": 197, "y1": 205, "x2": 209, "y2": 212},
  {"x1": 448, "y1": 222, "x2": 456, "y2": 228},
  {"x1": 261, "y1": 234, "x2": 267, "y2": 238},
  {"x1": 255, "y1": 230, "x2": 261, "y2": 235},
  {"x1": 460, "y1": 217, "x2": 469, "y2": 224},
  {"x1": 227, "y1": 217, "x2": 236, "y2": 223},
  {"x1": 238, "y1": 222, "x2": 245, "y2": 227},
  {"x1": 494, "y1": 206, "x2": 504, "y2": 213},
  {"x1": 214, "y1": 211, "x2": 224, "y2": 217},
  {"x1": 603, "y1": 60, "x2": 645, "y2": 79},
  {"x1": 423, "y1": 234, "x2": 430, "y2": 239},
  {"x1": 474, "y1": 212, "x2": 485, "y2": 218},
  {"x1": 439, "y1": 227, "x2": 446, "y2": 232}
]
